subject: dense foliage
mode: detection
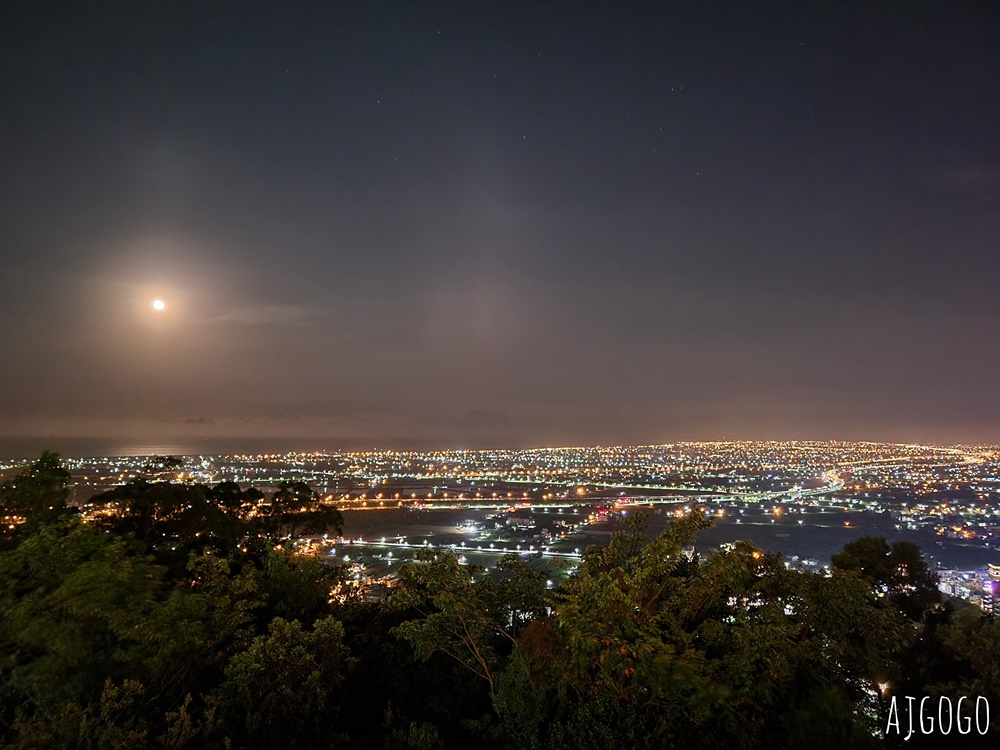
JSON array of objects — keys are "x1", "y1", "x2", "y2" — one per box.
[{"x1": 1, "y1": 453, "x2": 999, "y2": 748}]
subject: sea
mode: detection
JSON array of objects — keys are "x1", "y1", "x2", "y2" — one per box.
[{"x1": 0, "y1": 436, "x2": 340, "y2": 460}]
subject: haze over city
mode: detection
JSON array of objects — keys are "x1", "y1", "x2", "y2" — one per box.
[{"x1": 3, "y1": 1, "x2": 1000, "y2": 451}]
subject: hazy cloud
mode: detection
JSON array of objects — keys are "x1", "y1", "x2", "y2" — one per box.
[
  {"x1": 932, "y1": 164, "x2": 1000, "y2": 202},
  {"x1": 211, "y1": 304, "x2": 310, "y2": 326}
]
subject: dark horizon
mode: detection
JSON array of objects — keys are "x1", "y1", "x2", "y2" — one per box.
[{"x1": 3, "y1": 1, "x2": 1000, "y2": 447}]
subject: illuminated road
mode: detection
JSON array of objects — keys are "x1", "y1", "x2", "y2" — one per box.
[{"x1": 337, "y1": 537, "x2": 583, "y2": 559}]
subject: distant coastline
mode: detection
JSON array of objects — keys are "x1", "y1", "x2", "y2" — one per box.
[{"x1": 0, "y1": 436, "x2": 337, "y2": 460}]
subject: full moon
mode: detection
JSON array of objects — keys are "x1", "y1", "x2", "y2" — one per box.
[{"x1": 151, "y1": 298, "x2": 166, "y2": 311}]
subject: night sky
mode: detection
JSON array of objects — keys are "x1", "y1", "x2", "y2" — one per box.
[{"x1": 2, "y1": 1, "x2": 999, "y2": 450}]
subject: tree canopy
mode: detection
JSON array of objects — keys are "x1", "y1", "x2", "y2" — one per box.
[{"x1": 0, "y1": 450, "x2": 71, "y2": 520}]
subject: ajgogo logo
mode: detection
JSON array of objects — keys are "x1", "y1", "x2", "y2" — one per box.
[{"x1": 886, "y1": 695, "x2": 990, "y2": 740}]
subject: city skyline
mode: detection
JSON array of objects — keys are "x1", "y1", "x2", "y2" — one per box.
[{"x1": 3, "y1": 1, "x2": 1000, "y2": 448}]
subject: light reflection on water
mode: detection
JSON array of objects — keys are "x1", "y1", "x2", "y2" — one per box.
[{"x1": 340, "y1": 504, "x2": 1000, "y2": 570}]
